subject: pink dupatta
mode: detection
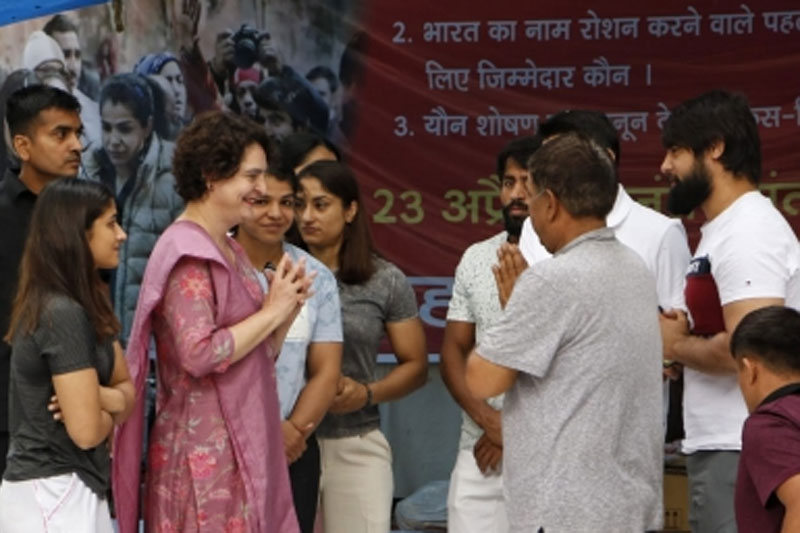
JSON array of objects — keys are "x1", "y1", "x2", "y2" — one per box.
[{"x1": 112, "y1": 221, "x2": 298, "y2": 533}]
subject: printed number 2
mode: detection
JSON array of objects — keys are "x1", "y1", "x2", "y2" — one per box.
[
  {"x1": 392, "y1": 22, "x2": 408, "y2": 44},
  {"x1": 374, "y1": 189, "x2": 397, "y2": 223},
  {"x1": 374, "y1": 189, "x2": 424, "y2": 224}
]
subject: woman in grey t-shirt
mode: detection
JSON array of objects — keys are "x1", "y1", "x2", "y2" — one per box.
[
  {"x1": 0, "y1": 179, "x2": 134, "y2": 532},
  {"x1": 295, "y1": 161, "x2": 428, "y2": 533}
]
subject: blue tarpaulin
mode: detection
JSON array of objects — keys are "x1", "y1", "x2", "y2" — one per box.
[{"x1": 0, "y1": 0, "x2": 107, "y2": 27}]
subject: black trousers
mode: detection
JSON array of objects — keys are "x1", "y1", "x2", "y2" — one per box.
[
  {"x1": 289, "y1": 433, "x2": 320, "y2": 533},
  {"x1": 0, "y1": 431, "x2": 7, "y2": 483}
]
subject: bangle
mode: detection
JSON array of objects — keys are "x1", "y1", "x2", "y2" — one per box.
[{"x1": 363, "y1": 383, "x2": 373, "y2": 408}]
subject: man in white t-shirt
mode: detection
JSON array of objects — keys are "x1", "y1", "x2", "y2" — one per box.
[
  {"x1": 659, "y1": 89, "x2": 800, "y2": 533},
  {"x1": 512, "y1": 111, "x2": 691, "y2": 441},
  {"x1": 518, "y1": 110, "x2": 690, "y2": 313},
  {"x1": 440, "y1": 136, "x2": 544, "y2": 533}
]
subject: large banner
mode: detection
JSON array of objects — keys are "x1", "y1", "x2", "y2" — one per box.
[
  {"x1": 348, "y1": 1, "x2": 800, "y2": 348},
  {"x1": 2, "y1": 0, "x2": 799, "y2": 349}
]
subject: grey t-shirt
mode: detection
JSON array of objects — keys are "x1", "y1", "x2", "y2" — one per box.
[
  {"x1": 479, "y1": 228, "x2": 663, "y2": 532},
  {"x1": 317, "y1": 257, "x2": 418, "y2": 438},
  {"x1": 4, "y1": 294, "x2": 115, "y2": 496}
]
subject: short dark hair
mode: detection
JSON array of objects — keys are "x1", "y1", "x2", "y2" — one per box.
[
  {"x1": 306, "y1": 65, "x2": 339, "y2": 93},
  {"x1": 528, "y1": 132, "x2": 617, "y2": 219},
  {"x1": 43, "y1": 14, "x2": 80, "y2": 36},
  {"x1": 266, "y1": 165, "x2": 297, "y2": 193},
  {"x1": 99, "y1": 73, "x2": 153, "y2": 127},
  {"x1": 539, "y1": 110, "x2": 620, "y2": 168},
  {"x1": 730, "y1": 306, "x2": 800, "y2": 375},
  {"x1": 496, "y1": 136, "x2": 541, "y2": 178},
  {"x1": 297, "y1": 160, "x2": 375, "y2": 284},
  {"x1": 173, "y1": 111, "x2": 273, "y2": 201},
  {"x1": 278, "y1": 132, "x2": 341, "y2": 175},
  {"x1": 6, "y1": 84, "x2": 80, "y2": 137},
  {"x1": 662, "y1": 90, "x2": 761, "y2": 184}
]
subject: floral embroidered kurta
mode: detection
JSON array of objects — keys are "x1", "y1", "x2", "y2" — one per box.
[
  {"x1": 113, "y1": 221, "x2": 298, "y2": 533},
  {"x1": 145, "y1": 255, "x2": 259, "y2": 532}
]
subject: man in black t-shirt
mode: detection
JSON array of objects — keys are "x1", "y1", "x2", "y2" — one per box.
[{"x1": 0, "y1": 85, "x2": 82, "y2": 478}]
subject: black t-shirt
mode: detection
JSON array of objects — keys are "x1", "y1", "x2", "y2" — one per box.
[
  {"x1": 3, "y1": 295, "x2": 115, "y2": 496},
  {"x1": 0, "y1": 169, "x2": 37, "y2": 435}
]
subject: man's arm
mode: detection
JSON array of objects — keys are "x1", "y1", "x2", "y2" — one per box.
[
  {"x1": 661, "y1": 297, "x2": 783, "y2": 374},
  {"x1": 465, "y1": 349, "x2": 518, "y2": 400},
  {"x1": 778, "y1": 473, "x2": 800, "y2": 533},
  {"x1": 440, "y1": 321, "x2": 501, "y2": 444}
]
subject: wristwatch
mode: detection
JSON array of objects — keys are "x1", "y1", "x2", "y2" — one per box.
[{"x1": 363, "y1": 383, "x2": 373, "y2": 408}]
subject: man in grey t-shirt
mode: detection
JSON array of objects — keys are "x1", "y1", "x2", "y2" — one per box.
[{"x1": 466, "y1": 133, "x2": 663, "y2": 533}]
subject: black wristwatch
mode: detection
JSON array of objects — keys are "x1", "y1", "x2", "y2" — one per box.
[{"x1": 363, "y1": 383, "x2": 373, "y2": 408}]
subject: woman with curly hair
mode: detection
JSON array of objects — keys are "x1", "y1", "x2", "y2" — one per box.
[{"x1": 113, "y1": 111, "x2": 309, "y2": 533}]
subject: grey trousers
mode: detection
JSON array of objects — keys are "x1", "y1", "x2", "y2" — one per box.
[{"x1": 686, "y1": 450, "x2": 739, "y2": 533}]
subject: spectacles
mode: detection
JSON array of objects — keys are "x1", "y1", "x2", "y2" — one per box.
[{"x1": 529, "y1": 188, "x2": 548, "y2": 202}]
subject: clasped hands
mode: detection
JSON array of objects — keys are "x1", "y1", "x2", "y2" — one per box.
[
  {"x1": 659, "y1": 308, "x2": 691, "y2": 380},
  {"x1": 329, "y1": 376, "x2": 369, "y2": 415},
  {"x1": 492, "y1": 242, "x2": 528, "y2": 308},
  {"x1": 264, "y1": 253, "x2": 315, "y2": 320}
]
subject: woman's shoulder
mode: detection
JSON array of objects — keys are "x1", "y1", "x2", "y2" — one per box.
[
  {"x1": 366, "y1": 256, "x2": 414, "y2": 294},
  {"x1": 158, "y1": 221, "x2": 213, "y2": 252},
  {"x1": 285, "y1": 243, "x2": 330, "y2": 272},
  {"x1": 38, "y1": 294, "x2": 92, "y2": 335},
  {"x1": 372, "y1": 256, "x2": 408, "y2": 280},
  {"x1": 154, "y1": 136, "x2": 176, "y2": 168},
  {"x1": 43, "y1": 293, "x2": 84, "y2": 316},
  {"x1": 140, "y1": 135, "x2": 177, "y2": 181},
  {"x1": 143, "y1": 222, "x2": 221, "y2": 282}
]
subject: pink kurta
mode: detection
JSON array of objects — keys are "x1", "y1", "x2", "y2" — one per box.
[{"x1": 113, "y1": 220, "x2": 298, "y2": 533}]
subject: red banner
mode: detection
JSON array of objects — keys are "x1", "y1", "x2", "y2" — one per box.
[{"x1": 351, "y1": 1, "x2": 800, "y2": 278}]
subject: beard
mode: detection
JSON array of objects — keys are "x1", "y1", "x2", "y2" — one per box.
[
  {"x1": 667, "y1": 160, "x2": 712, "y2": 215},
  {"x1": 502, "y1": 200, "x2": 528, "y2": 240}
]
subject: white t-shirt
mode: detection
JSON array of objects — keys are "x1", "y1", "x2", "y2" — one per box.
[
  {"x1": 520, "y1": 185, "x2": 691, "y2": 309},
  {"x1": 255, "y1": 243, "x2": 343, "y2": 419},
  {"x1": 682, "y1": 190, "x2": 800, "y2": 453},
  {"x1": 447, "y1": 231, "x2": 550, "y2": 450},
  {"x1": 447, "y1": 232, "x2": 506, "y2": 451},
  {"x1": 447, "y1": 231, "x2": 550, "y2": 451}
]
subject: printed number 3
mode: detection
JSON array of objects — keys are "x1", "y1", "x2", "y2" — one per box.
[
  {"x1": 394, "y1": 116, "x2": 409, "y2": 137},
  {"x1": 374, "y1": 189, "x2": 424, "y2": 224}
]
